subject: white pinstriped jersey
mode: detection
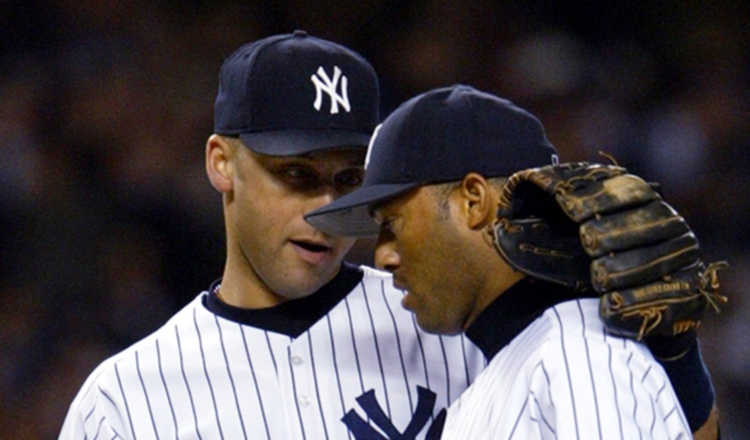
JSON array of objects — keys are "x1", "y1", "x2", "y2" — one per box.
[
  {"x1": 441, "y1": 298, "x2": 691, "y2": 440},
  {"x1": 58, "y1": 264, "x2": 485, "y2": 439}
]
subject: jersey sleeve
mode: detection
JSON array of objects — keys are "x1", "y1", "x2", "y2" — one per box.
[
  {"x1": 526, "y1": 335, "x2": 692, "y2": 439},
  {"x1": 58, "y1": 374, "x2": 130, "y2": 440}
]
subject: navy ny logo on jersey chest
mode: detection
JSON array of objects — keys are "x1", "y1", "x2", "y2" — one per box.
[{"x1": 342, "y1": 387, "x2": 443, "y2": 440}]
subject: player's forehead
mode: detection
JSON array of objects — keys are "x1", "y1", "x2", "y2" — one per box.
[{"x1": 370, "y1": 187, "x2": 426, "y2": 223}]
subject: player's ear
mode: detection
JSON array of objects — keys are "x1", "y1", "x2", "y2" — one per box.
[
  {"x1": 459, "y1": 172, "x2": 495, "y2": 230},
  {"x1": 206, "y1": 134, "x2": 234, "y2": 193}
]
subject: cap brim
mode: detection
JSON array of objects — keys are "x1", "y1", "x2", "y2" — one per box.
[
  {"x1": 305, "y1": 182, "x2": 419, "y2": 237},
  {"x1": 239, "y1": 130, "x2": 372, "y2": 156}
]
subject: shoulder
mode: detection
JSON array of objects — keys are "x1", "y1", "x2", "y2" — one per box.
[
  {"x1": 60, "y1": 292, "x2": 239, "y2": 438},
  {"x1": 70, "y1": 293, "x2": 208, "y2": 400},
  {"x1": 500, "y1": 298, "x2": 663, "y2": 387},
  {"x1": 542, "y1": 297, "x2": 601, "y2": 334},
  {"x1": 534, "y1": 298, "x2": 653, "y2": 359},
  {"x1": 534, "y1": 299, "x2": 671, "y2": 391}
]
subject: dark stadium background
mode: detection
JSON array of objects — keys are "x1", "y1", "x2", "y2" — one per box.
[{"x1": 1, "y1": 0, "x2": 748, "y2": 437}]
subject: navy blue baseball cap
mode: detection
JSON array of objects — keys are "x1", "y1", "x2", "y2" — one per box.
[
  {"x1": 305, "y1": 85, "x2": 559, "y2": 237},
  {"x1": 214, "y1": 30, "x2": 380, "y2": 155}
]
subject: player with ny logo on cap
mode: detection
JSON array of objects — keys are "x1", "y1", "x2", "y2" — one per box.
[{"x1": 58, "y1": 31, "x2": 486, "y2": 440}]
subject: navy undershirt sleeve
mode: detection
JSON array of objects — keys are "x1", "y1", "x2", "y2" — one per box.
[{"x1": 657, "y1": 340, "x2": 715, "y2": 432}]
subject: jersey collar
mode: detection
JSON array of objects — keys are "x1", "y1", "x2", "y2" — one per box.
[
  {"x1": 203, "y1": 261, "x2": 363, "y2": 337},
  {"x1": 464, "y1": 277, "x2": 591, "y2": 361}
]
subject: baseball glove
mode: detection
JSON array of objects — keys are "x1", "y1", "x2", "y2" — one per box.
[{"x1": 491, "y1": 161, "x2": 728, "y2": 344}]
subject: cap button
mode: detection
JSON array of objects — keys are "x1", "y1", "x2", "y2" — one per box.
[{"x1": 293, "y1": 30, "x2": 308, "y2": 38}]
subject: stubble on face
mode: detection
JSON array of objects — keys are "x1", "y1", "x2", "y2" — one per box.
[
  {"x1": 224, "y1": 145, "x2": 364, "y2": 306},
  {"x1": 376, "y1": 186, "x2": 478, "y2": 335}
]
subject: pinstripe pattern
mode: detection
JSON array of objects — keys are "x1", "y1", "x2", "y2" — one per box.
[
  {"x1": 441, "y1": 299, "x2": 691, "y2": 440},
  {"x1": 59, "y1": 266, "x2": 485, "y2": 439}
]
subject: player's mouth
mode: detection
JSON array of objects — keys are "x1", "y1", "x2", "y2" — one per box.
[
  {"x1": 290, "y1": 239, "x2": 333, "y2": 265},
  {"x1": 393, "y1": 280, "x2": 413, "y2": 308}
]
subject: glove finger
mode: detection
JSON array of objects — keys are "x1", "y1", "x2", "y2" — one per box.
[
  {"x1": 599, "y1": 269, "x2": 707, "y2": 340},
  {"x1": 591, "y1": 233, "x2": 700, "y2": 292},
  {"x1": 557, "y1": 173, "x2": 660, "y2": 223},
  {"x1": 580, "y1": 200, "x2": 691, "y2": 257}
]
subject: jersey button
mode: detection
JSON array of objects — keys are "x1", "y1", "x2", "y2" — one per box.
[
  {"x1": 291, "y1": 355, "x2": 304, "y2": 365},
  {"x1": 298, "y1": 396, "x2": 311, "y2": 407}
]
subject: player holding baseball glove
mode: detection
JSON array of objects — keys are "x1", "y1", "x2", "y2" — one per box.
[
  {"x1": 491, "y1": 159, "x2": 728, "y2": 439},
  {"x1": 306, "y1": 85, "x2": 726, "y2": 439}
]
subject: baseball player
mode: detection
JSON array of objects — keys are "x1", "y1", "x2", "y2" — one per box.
[
  {"x1": 58, "y1": 31, "x2": 486, "y2": 440},
  {"x1": 59, "y1": 34, "x2": 717, "y2": 439},
  {"x1": 305, "y1": 85, "x2": 723, "y2": 439}
]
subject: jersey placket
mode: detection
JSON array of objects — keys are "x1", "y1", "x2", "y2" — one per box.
[{"x1": 279, "y1": 333, "x2": 326, "y2": 439}]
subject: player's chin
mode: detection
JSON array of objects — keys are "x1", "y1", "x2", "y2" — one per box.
[
  {"x1": 274, "y1": 264, "x2": 340, "y2": 300},
  {"x1": 273, "y1": 280, "x2": 324, "y2": 301},
  {"x1": 410, "y1": 306, "x2": 463, "y2": 335},
  {"x1": 414, "y1": 314, "x2": 459, "y2": 335},
  {"x1": 400, "y1": 290, "x2": 417, "y2": 312},
  {"x1": 404, "y1": 299, "x2": 441, "y2": 333}
]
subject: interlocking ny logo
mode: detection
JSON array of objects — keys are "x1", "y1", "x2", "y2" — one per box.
[
  {"x1": 342, "y1": 387, "x2": 437, "y2": 440},
  {"x1": 311, "y1": 66, "x2": 351, "y2": 114}
]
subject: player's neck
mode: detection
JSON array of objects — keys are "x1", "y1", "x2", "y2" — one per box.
[
  {"x1": 218, "y1": 264, "x2": 291, "y2": 309},
  {"x1": 463, "y1": 259, "x2": 526, "y2": 332}
]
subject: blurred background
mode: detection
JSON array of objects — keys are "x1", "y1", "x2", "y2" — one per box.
[{"x1": 1, "y1": 0, "x2": 748, "y2": 437}]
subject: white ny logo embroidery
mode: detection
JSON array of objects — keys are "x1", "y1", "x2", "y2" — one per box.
[{"x1": 311, "y1": 66, "x2": 351, "y2": 114}]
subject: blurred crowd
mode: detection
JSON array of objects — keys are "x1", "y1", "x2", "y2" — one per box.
[{"x1": 1, "y1": 0, "x2": 748, "y2": 437}]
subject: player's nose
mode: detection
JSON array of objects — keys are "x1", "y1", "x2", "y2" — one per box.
[
  {"x1": 374, "y1": 234, "x2": 400, "y2": 273},
  {"x1": 308, "y1": 189, "x2": 337, "y2": 212}
]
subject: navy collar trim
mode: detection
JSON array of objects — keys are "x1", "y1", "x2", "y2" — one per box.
[
  {"x1": 465, "y1": 277, "x2": 593, "y2": 360},
  {"x1": 203, "y1": 261, "x2": 363, "y2": 337}
]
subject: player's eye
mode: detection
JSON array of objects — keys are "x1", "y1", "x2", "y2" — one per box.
[
  {"x1": 278, "y1": 165, "x2": 317, "y2": 184},
  {"x1": 334, "y1": 168, "x2": 364, "y2": 191},
  {"x1": 379, "y1": 218, "x2": 396, "y2": 236}
]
